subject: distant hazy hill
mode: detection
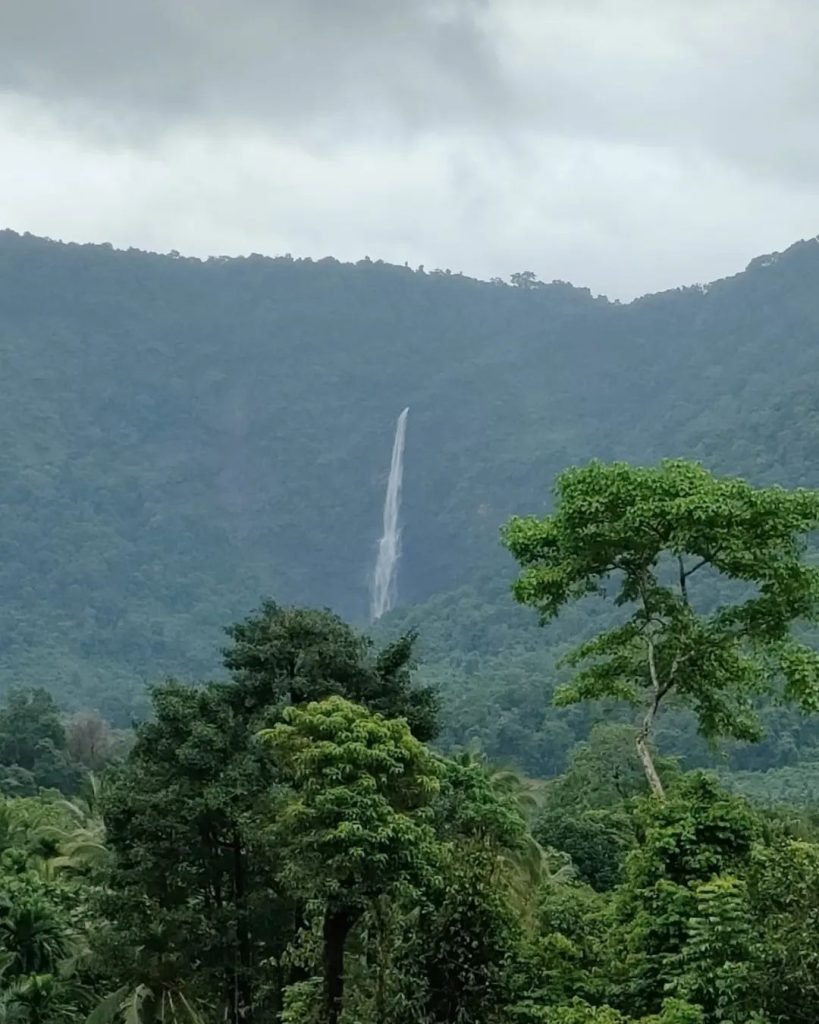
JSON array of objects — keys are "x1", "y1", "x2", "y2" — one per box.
[{"x1": 2, "y1": 228, "x2": 819, "y2": 721}]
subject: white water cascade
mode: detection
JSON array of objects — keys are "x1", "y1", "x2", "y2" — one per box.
[{"x1": 370, "y1": 407, "x2": 410, "y2": 621}]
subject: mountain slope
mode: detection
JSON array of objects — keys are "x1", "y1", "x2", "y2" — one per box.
[{"x1": 2, "y1": 229, "x2": 819, "y2": 720}]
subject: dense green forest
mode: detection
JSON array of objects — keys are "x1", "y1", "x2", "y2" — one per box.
[
  {"x1": 4, "y1": 455, "x2": 819, "y2": 1020},
  {"x1": 1, "y1": 535, "x2": 819, "y2": 1019},
  {"x1": 7, "y1": 229, "x2": 819, "y2": 1020},
  {"x1": 4, "y1": 229, "x2": 819, "y2": 753}
]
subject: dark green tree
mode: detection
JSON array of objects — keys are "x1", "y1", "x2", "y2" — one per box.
[
  {"x1": 99, "y1": 682, "x2": 287, "y2": 1024},
  {"x1": 393, "y1": 754, "x2": 544, "y2": 1024},
  {"x1": 407, "y1": 850, "x2": 523, "y2": 1024},
  {"x1": 0, "y1": 689, "x2": 65, "y2": 770},
  {"x1": 0, "y1": 689, "x2": 84, "y2": 794},
  {"x1": 99, "y1": 606, "x2": 440, "y2": 1023},
  {"x1": 746, "y1": 836, "x2": 819, "y2": 1023},
  {"x1": 224, "y1": 602, "x2": 439, "y2": 740}
]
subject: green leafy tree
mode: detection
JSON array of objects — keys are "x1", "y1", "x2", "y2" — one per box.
[
  {"x1": 503, "y1": 459, "x2": 819, "y2": 796},
  {"x1": 261, "y1": 696, "x2": 441, "y2": 1024},
  {"x1": 535, "y1": 807, "x2": 633, "y2": 891},
  {"x1": 388, "y1": 752, "x2": 549, "y2": 1024},
  {"x1": 518, "y1": 879, "x2": 611, "y2": 1009},
  {"x1": 224, "y1": 602, "x2": 439, "y2": 741},
  {"x1": 610, "y1": 774, "x2": 760, "y2": 1016},
  {"x1": 0, "y1": 971, "x2": 87, "y2": 1024},
  {"x1": 99, "y1": 606, "x2": 441, "y2": 1023},
  {"x1": 747, "y1": 837, "x2": 819, "y2": 1023},
  {"x1": 43, "y1": 775, "x2": 110, "y2": 879},
  {"x1": 0, "y1": 832, "x2": 93, "y2": 1024},
  {"x1": 508, "y1": 997, "x2": 704, "y2": 1023},
  {"x1": 407, "y1": 850, "x2": 522, "y2": 1024},
  {"x1": 86, "y1": 978, "x2": 207, "y2": 1024},
  {"x1": 0, "y1": 882, "x2": 72, "y2": 978},
  {"x1": 542, "y1": 725, "x2": 679, "y2": 812},
  {"x1": 0, "y1": 690, "x2": 84, "y2": 795},
  {"x1": 534, "y1": 725, "x2": 680, "y2": 891},
  {"x1": 99, "y1": 682, "x2": 287, "y2": 1024},
  {"x1": 445, "y1": 751, "x2": 551, "y2": 915},
  {"x1": 0, "y1": 690, "x2": 65, "y2": 771},
  {"x1": 674, "y1": 875, "x2": 759, "y2": 1023}
]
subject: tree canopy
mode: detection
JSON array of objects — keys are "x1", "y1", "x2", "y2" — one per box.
[
  {"x1": 1, "y1": 589, "x2": 819, "y2": 1022},
  {"x1": 503, "y1": 459, "x2": 819, "y2": 795}
]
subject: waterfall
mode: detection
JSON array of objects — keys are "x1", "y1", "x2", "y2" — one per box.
[{"x1": 370, "y1": 407, "x2": 410, "y2": 621}]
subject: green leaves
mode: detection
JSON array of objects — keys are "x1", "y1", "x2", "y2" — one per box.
[
  {"x1": 84, "y1": 987, "x2": 130, "y2": 1024},
  {"x1": 507, "y1": 997, "x2": 704, "y2": 1023},
  {"x1": 84, "y1": 984, "x2": 208, "y2": 1024},
  {"x1": 776, "y1": 641, "x2": 819, "y2": 711},
  {"x1": 261, "y1": 697, "x2": 441, "y2": 905},
  {"x1": 675, "y1": 875, "x2": 758, "y2": 1021},
  {"x1": 503, "y1": 459, "x2": 819, "y2": 792},
  {"x1": 262, "y1": 697, "x2": 447, "y2": 1023},
  {"x1": 224, "y1": 602, "x2": 440, "y2": 740},
  {"x1": 0, "y1": 792, "x2": 97, "y2": 1024}
]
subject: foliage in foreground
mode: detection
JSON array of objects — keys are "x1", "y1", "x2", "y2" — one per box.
[
  {"x1": 1, "y1": 623, "x2": 819, "y2": 1023},
  {"x1": 4, "y1": 461, "x2": 819, "y2": 1021}
]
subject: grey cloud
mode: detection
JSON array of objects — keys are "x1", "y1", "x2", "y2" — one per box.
[
  {"x1": 3, "y1": 0, "x2": 819, "y2": 190},
  {"x1": 495, "y1": 0, "x2": 819, "y2": 187},
  {"x1": 3, "y1": 0, "x2": 819, "y2": 184},
  {"x1": 0, "y1": 0, "x2": 508, "y2": 138}
]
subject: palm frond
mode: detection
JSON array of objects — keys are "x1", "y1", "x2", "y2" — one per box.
[{"x1": 85, "y1": 987, "x2": 131, "y2": 1024}]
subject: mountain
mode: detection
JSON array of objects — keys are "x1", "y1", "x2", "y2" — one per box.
[{"x1": 2, "y1": 228, "x2": 819, "y2": 728}]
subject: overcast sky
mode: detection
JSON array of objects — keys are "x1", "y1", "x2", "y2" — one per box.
[{"x1": 1, "y1": 0, "x2": 817, "y2": 299}]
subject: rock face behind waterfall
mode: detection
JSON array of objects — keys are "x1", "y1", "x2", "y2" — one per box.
[{"x1": 370, "y1": 407, "x2": 409, "y2": 621}]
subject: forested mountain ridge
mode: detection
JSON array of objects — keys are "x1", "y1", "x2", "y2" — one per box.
[{"x1": 2, "y1": 228, "x2": 819, "y2": 722}]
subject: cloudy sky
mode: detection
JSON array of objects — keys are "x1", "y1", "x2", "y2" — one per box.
[{"x1": 0, "y1": 0, "x2": 817, "y2": 299}]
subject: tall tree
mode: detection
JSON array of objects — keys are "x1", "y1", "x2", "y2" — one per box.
[
  {"x1": 0, "y1": 690, "x2": 65, "y2": 771},
  {"x1": 100, "y1": 604, "x2": 440, "y2": 1022},
  {"x1": 261, "y1": 696, "x2": 441, "y2": 1024},
  {"x1": 503, "y1": 459, "x2": 819, "y2": 796},
  {"x1": 100, "y1": 682, "x2": 287, "y2": 1024}
]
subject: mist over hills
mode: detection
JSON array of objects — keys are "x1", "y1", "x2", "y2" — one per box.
[{"x1": 2, "y1": 227, "x2": 819, "y2": 734}]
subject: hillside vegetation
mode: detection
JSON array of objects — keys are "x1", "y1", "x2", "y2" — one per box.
[
  {"x1": 3, "y1": 230, "x2": 819, "y2": 745},
  {"x1": 6, "y1": 230, "x2": 819, "y2": 1021}
]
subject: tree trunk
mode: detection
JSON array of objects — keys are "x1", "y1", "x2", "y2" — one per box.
[
  {"x1": 322, "y1": 907, "x2": 357, "y2": 1024},
  {"x1": 636, "y1": 732, "x2": 665, "y2": 799},
  {"x1": 641, "y1": 630, "x2": 668, "y2": 800},
  {"x1": 636, "y1": 701, "x2": 666, "y2": 800}
]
